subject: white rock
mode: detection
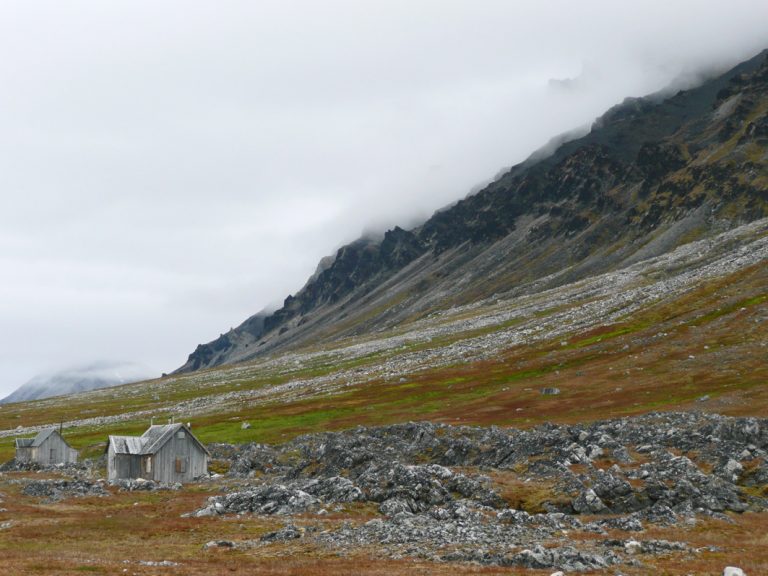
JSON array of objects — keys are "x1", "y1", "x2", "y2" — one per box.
[
  {"x1": 624, "y1": 540, "x2": 642, "y2": 554},
  {"x1": 724, "y1": 459, "x2": 743, "y2": 481},
  {"x1": 587, "y1": 444, "x2": 604, "y2": 460},
  {"x1": 723, "y1": 567, "x2": 746, "y2": 576}
]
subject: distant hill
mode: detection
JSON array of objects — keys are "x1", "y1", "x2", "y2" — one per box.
[
  {"x1": 1, "y1": 362, "x2": 154, "y2": 404},
  {"x1": 177, "y1": 49, "x2": 768, "y2": 374}
]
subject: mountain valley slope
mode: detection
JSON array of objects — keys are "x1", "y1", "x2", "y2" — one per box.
[
  {"x1": 177, "y1": 49, "x2": 768, "y2": 374},
  {"x1": 1, "y1": 213, "x2": 765, "y2": 447}
]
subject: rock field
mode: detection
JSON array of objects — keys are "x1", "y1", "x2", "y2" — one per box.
[
  {"x1": 0, "y1": 411, "x2": 763, "y2": 572},
  {"x1": 193, "y1": 411, "x2": 767, "y2": 571}
]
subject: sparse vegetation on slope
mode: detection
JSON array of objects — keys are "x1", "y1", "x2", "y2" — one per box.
[{"x1": 0, "y1": 218, "x2": 765, "y2": 461}]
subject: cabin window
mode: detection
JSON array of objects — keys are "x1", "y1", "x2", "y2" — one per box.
[
  {"x1": 175, "y1": 457, "x2": 187, "y2": 473},
  {"x1": 177, "y1": 431, "x2": 185, "y2": 439},
  {"x1": 144, "y1": 456, "x2": 152, "y2": 474}
]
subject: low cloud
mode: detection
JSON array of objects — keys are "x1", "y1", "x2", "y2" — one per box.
[{"x1": 0, "y1": 0, "x2": 766, "y2": 394}]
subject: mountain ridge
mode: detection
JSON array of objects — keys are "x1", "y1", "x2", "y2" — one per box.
[
  {"x1": 1, "y1": 361, "x2": 154, "y2": 405},
  {"x1": 176, "y1": 49, "x2": 768, "y2": 374}
]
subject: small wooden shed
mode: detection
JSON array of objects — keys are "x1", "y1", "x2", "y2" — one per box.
[
  {"x1": 15, "y1": 428, "x2": 78, "y2": 466},
  {"x1": 107, "y1": 423, "x2": 209, "y2": 484}
]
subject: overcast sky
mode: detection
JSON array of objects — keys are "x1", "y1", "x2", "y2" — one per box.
[{"x1": 0, "y1": 1, "x2": 766, "y2": 396}]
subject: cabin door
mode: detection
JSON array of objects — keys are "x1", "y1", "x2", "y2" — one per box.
[{"x1": 141, "y1": 456, "x2": 153, "y2": 479}]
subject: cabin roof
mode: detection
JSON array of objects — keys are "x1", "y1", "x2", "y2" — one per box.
[
  {"x1": 141, "y1": 423, "x2": 183, "y2": 454},
  {"x1": 32, "y1": 428, "x2": 57, "y2": 447},
  {"x1": 15, "y1": 427, "x2": 67, "y2": 449},
  {"x1": 108, "y1": 435, "x2": 148, "y2": 455},
  {"x1": 108, "y1": 424, "x2": 210, "y2": 457}
]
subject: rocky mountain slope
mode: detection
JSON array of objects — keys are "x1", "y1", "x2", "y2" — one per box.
[{"x1": 177, "y1": 49, "x2": 768, "y2": 374}]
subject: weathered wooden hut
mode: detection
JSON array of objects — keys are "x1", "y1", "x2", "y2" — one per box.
[
  {"x1": 107, "y1": 423, "x2": 209, "y2": 483},
  {"x1": 14, "y1": 428, "x2": 78, "y2": 465}
]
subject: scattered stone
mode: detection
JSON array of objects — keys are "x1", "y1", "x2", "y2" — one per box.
[
  {"x1": 196, "y1": 484, "x2": 319, "y2": 517},
  {"x1": 22, "y1": 479, "x2": 109, "y2": 503},
  {"x1": 721, "y1": 459, "x2": 743, "y2": 482},
  {"x1": 194, "y1": 412, "x2": 767, "y2": 568},
  {"x1": 114, "y1": 478, "x2": 181, "y2": 492},
  {"x1": 603, "y1": 538, "x2": 689, "y2": 555},
  {"x1": 0, "y1": 458, "x2": 95, "y2": 475},
  {"x1": 506, "y1": 544, "x2": 617, "y2": 571},
  {"x1": 260, "y1": 524, "x2": 303, "y2": 542},
  {"x1": 203, "y1": 540, "x2": 235, "y2": 550},
  {"x1": 541, "y1": 387, "x2": 561, "y2": 395},
  {"x1": 723, "y1": 567, "x2": 746, "y2": 576},
  {"x1": 572, "y1": 489, "x2": 608, "y2": 514},
  {"x1": 585, "y1": 515, "x2": 643, "y2": 533}
]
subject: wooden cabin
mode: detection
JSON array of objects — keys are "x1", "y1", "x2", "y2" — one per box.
[
  {"x1": 15, "y1": 428, "x2": 78, "y2": 465},
  {"x1": 107, "y1": 423, "x2": 209, "y2": 484}
]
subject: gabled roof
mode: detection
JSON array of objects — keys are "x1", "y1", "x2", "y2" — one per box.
[
  {"x1": 141, "y1": 423, "x2": 183, "y2": 454},
  {"x1": 15, "y1": 427, "x2": 70, "y2": 449},
  {"x1": 108, "y1": 423, "x2": 210, "y2": 457},
  {"x1": 31, "y1": 428, "x2": 57, "y2": 447}
]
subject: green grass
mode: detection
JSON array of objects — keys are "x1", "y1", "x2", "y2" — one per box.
[
  {"x1": 566, "y1": 326, "x2": 636, "y2": 348},
  {"x1": 689, "y1": 293, "x2": 768, "y2": 326},
  {"x1": 194, "y1": 406, "x2": 356, "y2": 444}
]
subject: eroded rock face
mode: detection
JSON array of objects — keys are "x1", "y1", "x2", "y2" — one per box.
[{"x1": 195, "y1": 412, "x2": 767, "y2": 570}]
